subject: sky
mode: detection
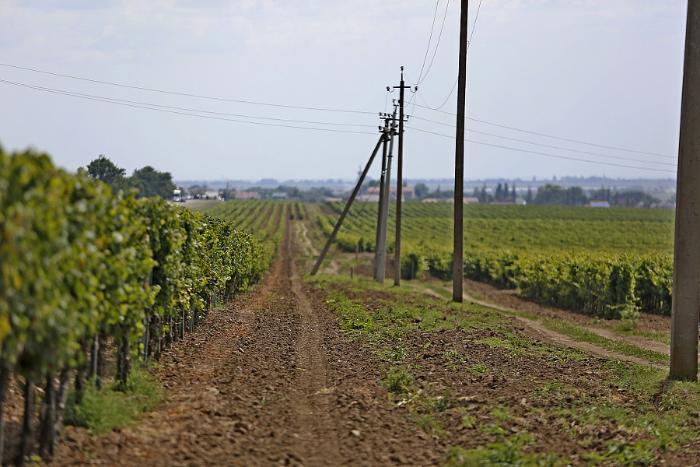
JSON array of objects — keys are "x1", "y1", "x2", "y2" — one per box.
[{"x1": 0, "y1": 0, "x2": 688, "y2": 181}]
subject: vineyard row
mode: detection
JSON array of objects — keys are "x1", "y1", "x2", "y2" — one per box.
[{"x1": 0, "y1": 148, "x2": 271, "y2": 463}]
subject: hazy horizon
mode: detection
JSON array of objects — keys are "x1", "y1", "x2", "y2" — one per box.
[{"x1": 1, "y1": 1, "x2": 687, "y2": 181}]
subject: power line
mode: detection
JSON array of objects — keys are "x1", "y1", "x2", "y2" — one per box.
[
  {"x1": 1, "y1": 78, "x2": 377, "y2": 129},
  {"x1": 1, "y1": 62, "x2": 674, "y2": 160},
  {"x1": 416, "y1": 0, "x2": 451, "y2": 85},
  {"x1": 468, "y1": 0, "x2": 484, "y2": 45},
  {"x1": 2, "y1": 75, "x2": 674, "y2": 173},
  {"x1": 411, "y1": 103, "x2": 674, "y2": 159},
  {"x1": 0, "y1": 62, "x2": 376, "y2": 116},
  {"x1": 416, "y1": 1, "x2": 442, "y2": 84},
  {"x1": 467, "y1": 115, "x2": 674, "y2": 159},
  {"x1": 409, "y1": 115, "x2": 676, "y2": 166},
  {"x1": 416, "y1": 0, "x2": 483, "y2": 110},
  {"x1": 417, "y1": 85, "x2": 458, "y2": 113},
  {"x1": 407, "y1": 126, "x2": 677, "y2": 174},
  {"x1": 1, "y1": 78, "x2": 377, "y2": 136}
]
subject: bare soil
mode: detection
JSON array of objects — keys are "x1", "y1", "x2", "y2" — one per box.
[
  {"x1": 324, "y1": 282, "x2": 700, "y2": 465},
  {"x1": 460, "y1": 279, "x2": 676, "y2": 356},
  {"x1": 54, "y1": 221, "x2": 441, "y2": 466},
  {"x1": 50, "y1": 222, "x2": 700, "y2": 466}
]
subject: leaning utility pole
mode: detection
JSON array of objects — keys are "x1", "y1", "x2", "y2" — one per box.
[
  {"x1": 452, "y1": 0, "x2": 469, "y2": 302},
  {"x1": 374, "y1": 117, "x2": 391, "y2": 280},
  {"x1": 394, "y1": 66, "x2": 412, "y2": 286},
  {"x1": 376, "y1": 107, "x2": 398, "y2": 283},
  {"x1": 670, "y1": 0, "x2": 700, "y2": 382},
  {"x1": 311, "y1": 133, "x2": 385, "y2": 276}
]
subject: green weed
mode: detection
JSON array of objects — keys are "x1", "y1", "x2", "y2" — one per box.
[
  {"x1": 65, "y1": 368, "x2": 162, "y2": 434},
  {"x1": 446, "y1": 434, "x2": 559, "y2": 467},
  {"x1": 383, "y1": 367, "x2": 415, "y2": 395}
]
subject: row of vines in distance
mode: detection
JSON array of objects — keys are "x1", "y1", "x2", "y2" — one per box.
[
  {"x1": 317, "y1": 201, "x2": 673, "y2": 318},
  {"x1": 0, "y1": 148, "x2": 269, "y2": 463}
]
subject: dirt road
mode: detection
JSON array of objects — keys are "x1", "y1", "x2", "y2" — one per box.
[{"x1": 56, "y1": 221, "x2": 439, "y2": 466}]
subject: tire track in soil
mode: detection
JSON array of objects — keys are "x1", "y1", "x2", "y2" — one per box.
[
  {"x1": 57, "y1": 217, "x2": 438, "y2": 466},
  {"x1": 286, "y1": 221, "x2": 342, "y2": 465},
  {"x1": 413, "y1": 284, "x2": 666, "y2": 370}
]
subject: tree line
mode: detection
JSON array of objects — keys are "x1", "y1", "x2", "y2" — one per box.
[
  {"x1": 85, "y1": 155, "x2": 176, "y2": 199},
  {"x1": 409, "y1": 182, "x2": 665, "y2": 208}
]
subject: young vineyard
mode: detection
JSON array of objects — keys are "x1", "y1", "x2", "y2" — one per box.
[
  {"x1": 317, "y1": 201, "x2": 675, "y2": 318},
  {"x1": 0, "y1": 148, "x2": 270, "y2": 463}
]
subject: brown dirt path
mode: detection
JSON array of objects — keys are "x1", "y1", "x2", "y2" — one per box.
[
  {"x1": 55, "y1": 219, "x2": 441, "y2": 466},
  {"x1": 413, "y1": 283, "x2": 666, "y2": 370},
  {"x1": 459, "y1": 279, "x2": 678, "y2": 359},
  {"x1": 297, "y1": 216, "x2": 340, "y2": 275}
]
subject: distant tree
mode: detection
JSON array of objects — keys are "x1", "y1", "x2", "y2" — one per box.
[
  {"x1": 511, "y1": 184, "x2": 517, "y2": 202},
  {"x1": 130, "y1": 166, "x2": 176, "y2": 199},
  {"x1": 480, "y1": 186, "x2": 488, "y2": 203},
  {"x1": 503, "y1": 183, "x2": 509, "y2": 201},
  {"x1": 495, "y1": 183, "x2": 503, "y2": 201},
  {"x1": 534, "y1": 184, "x2": 588, "y2": 206},
  {"x1": 565, "y1": 186, "x2": 588, "y2": 206},
  {"x1": 188, "y1": 185, "x2": 208, "y2": 198},
  {"x1": 414, "y1": 183, "x2": 430, "y2": 199},
  {"x1": 591, "y1": 187, "x2": 612, "y2": 202},
  {"x1": 525, "y1": 187, "x2": 533, "y2": 204},
  {"x1": 534, "y1": 184, "x2": 566, "y2": 205},
  {"x1": 222, "y1": 188, "x2": 237, "y2": 200},
  {"x1": 611, "y1": 190, "x2": 659, "y2": 208},
  {"x1": 278, "y1": 185, "x2": 301, "y2": 198},
  {"x1": 86, "y1": 155, "x2": 127, "y2": 190}
]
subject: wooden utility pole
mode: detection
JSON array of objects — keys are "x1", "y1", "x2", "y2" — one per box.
[
  {"x1": 376, "y1": 107, "x2": 397, "y2": 283},
  {"x1": 394, "y1": 66, "x2": 411, "y2": 286},
  {"x1": 452, "y1": 0, "x2": 469, "y2": 302},
  {"x1": 311, "y1": 134, "x2": 384, "y2": 276},
  {"x1": 374, "y1": 117, "x2": 390, "y2": 280},
  {"x1": 670, "y1": 1, "x2": 700, "y2": 381}
]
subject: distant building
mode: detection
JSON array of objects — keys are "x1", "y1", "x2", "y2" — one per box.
[
  {"x1": 204, "y1": 189, "x2": 221, "y2": 200},
  {"x1": 357, "y1": 193, "x2": 380, "y2": 202},
  {"x1": 271, "y1": 192, "x2": 288, "y2": 200},
  {"x1": 234, "y1": 191, "x2": 261, "y2": 200},
  {"x1": 421, "y1": 197, "x2": 480, "y2": 204},
  {"x1": 363, "y1": 186, "x2": 415, "y2": 201},
  {"x1": 589, "y1": 201, "x2": 611, "y2": 208},
  {"x1": 422, "y1": 197, "x2": 446, "y2": 203}
]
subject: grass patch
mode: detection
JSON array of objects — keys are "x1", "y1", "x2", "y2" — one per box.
[
  {"x1": 461, "y1": 414, "x2": 477, "y2": 430},
  {"x1": 415, "y1": 413, "x2": 444, "y2": 435},
  {"x1": 383, "y1": 366, "x2": 415, "y2": 396},
  {"x1": 446, "y1": 434, "x2": 560, "y2": 466},
  {"x1": 537, "y1": 318, "x2": 668, "y2": 365},
  {"x1": 65, "y1": 368, "x2": 162, "y2": 434},
  {"x1": 467, "y1": 363, "x2": 489, "y2": 375}
]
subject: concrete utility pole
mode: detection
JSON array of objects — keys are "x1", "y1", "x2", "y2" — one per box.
[
  {"x1": 374, "y1": 117, "x2": 390, "y2": 280},
  {"x1": 452, "y1": 0, "x2": 469, "y2": 302},
  {"x1": 376, "y1": 107, "x2": 398, "y2": 283},
  {"x1": 670, "y1": 1, "x2": 700, "y2": 382},
  {"x1": 311, "y1": 134, "x2": 385, "y2": 276},
  {"x1": 394, "y1": 66, "x2": 412, "y2": 286}
]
